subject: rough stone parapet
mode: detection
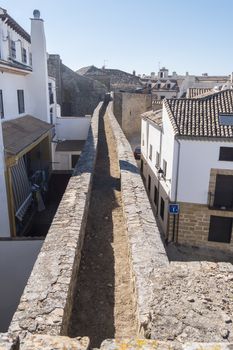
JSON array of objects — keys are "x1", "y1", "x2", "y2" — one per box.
[
  {"x1": 0, "y1": 333, "x2": 19, "y2": 350},
  {"x1": 20, "y1": 334, "x2": 89, "y2": 350},
  {"x1": 148, "y1": 262, "x2": 233, "y2": 343},
  {"x1": 99, "y1": 339, "x2": 233, "y2": 350},
  {"x1": 107, "y1": 102, "x2": 169, "y2": 334},
  {"x1": 9, "y1": 102, "x2": 104, "y2": 339}
]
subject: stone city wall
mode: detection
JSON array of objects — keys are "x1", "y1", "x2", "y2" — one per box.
[
  {"x1": 8, "y1": 102, "x2": 104, "y2": 343},
  {"x1": 107, "y1": 102, "x2": 169, "y2": 334}
]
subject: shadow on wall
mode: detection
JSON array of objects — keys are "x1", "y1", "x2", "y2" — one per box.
[{"x1": 119, "y1": 160, "x2": 140, "y2": 175}]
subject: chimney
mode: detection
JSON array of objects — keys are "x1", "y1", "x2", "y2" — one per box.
[
  {"x1": 28, "y1": 10, "x2": 50, "y2": 123},
  {"x1": 132, "y1": 70, "x2": 136, "y2": 76}
]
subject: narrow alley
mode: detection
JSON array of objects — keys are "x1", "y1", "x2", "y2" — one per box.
[{"x1": 68, "y1": 105, "x2": 137, "y2": 348}]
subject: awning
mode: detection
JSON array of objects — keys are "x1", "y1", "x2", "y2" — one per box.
[
  {"x1": 2, "y1": 115, "x2": 53, "y2": 156},
  {"x1": 11, "y1": 157, "x2": 32, "y2": 221}
]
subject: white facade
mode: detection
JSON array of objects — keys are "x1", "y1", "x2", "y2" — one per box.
[
  {"x1": 0, "y1": 9, "x2": 57, "y2": 237},
  {"x1": 177, "y1": 139, "x2": 233, "y2": 204},
  {"x1": 55, "y1": 116, "x2": 91, "y2": 141},
  {"x1": 141, "y1": 107, "x2": 233, "y2": 238}
]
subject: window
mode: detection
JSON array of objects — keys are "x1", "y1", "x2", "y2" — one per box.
[
  {"x1": 71, "y1": 155, "x2": 80, "y2": 169},
  {"x1": 157, "y1": 83, "x2": 161, "y2": 89},
  {"x1": 163, "y1": 159, "x2": 167, "y2": 178},
  {"x1": 22, "y1": 48, "x2": 27, "y2": 63},
  {"x1": 214, "y1": 175, "x2": 233, "y2": 209},
  {"x1": 208, "y1": 216, "x2": 232, "y2": 243},
  {"x1": 219, "y1": 114, "x2": 233, "y2": 126},
  {"x1": 50, "y1": 107, "x2": 53, "y2": 124},
  {"x1": 148, "y1": 175, "x2": 151, "y2": 192},
  {"x1": 10, "y1": 40, "x2": 16, "y2": 59},
  {"x1": 219, "y1": 147, "x2": 233, "y2": 161},
  {"x1": 0, "y1": 90, "x2": 4, "y2": 119},
  {"x1": 167, "y1": 83, "x2": 171, "y2": 89},
  {"x1": 17, "y1": 90, "x2": 25, "y2": 114},
  {"x1": 155, "y1": 151, "x2": 160, "y2": 168},
  {"x1": 160, "y1": 197, "x2": 165, "y2": 220},
  {"x1": 154, "y1": 185, "x2": 158, "y2": 205},
  {"x1": 29, "y1": 52, "x2": 32, "y2": 66},
  {"x1": 161, "y1": 96, "x2": 165, "y2": 100},
  {"x1": 48, "y1": 83, "x2": 54, "y2": 104},
  {"x1": 149, "y1": 144, "x2": 153, "y2": 160}
]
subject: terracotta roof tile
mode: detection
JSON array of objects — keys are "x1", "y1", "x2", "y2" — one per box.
[{"x1": 165, "y1": 89, "x2": 233, "y2": 138}]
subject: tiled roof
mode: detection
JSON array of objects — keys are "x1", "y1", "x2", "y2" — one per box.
[
  {"x1": 3, "y1": 115, "x2": 53, "y2": 155},
  {"x1": 165, "y1": 89, "x2": 233, "y2": 138},
  {"x1": 187, "y1": 87, "x2": 212, "y2": 98},
  {"x1": 142, "y1": 109, "x2": 163, "y2": 127}
]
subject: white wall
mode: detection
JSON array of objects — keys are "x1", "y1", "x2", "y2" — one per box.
[
  {"x1": 0, "y1": 73, "x2": 31, "y2": 119},
  {"x1": 0, "y1": 124, "x2": 10, "y2": 236},
  {"x1": 177, "y1": 140, "x2": 233, "y2": 204},
  {"x1": 53, "y1": 151, "x2": 81, "y2": 171},
  {"x1": 55, "y1": 116, "x2": 91, "y2": 140},
  {"x1": 0, "y1": 18, "x2": 31, "y2": 64},
  {"x1": 0, "y1": 239, "x2": 43, "y2": 331},
  {"x1": 27, "y1": 16, "x2": 50, "y2": 123}
]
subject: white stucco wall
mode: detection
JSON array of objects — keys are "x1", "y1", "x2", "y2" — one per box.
[
  {"x1": 0, "y1": 73, "x2": 31, "y2": 119},
  {"x1": 177, "y1": 139, "x2": 233, "y2": 204},
  {"x1": 0, "y1": 124, "x2": 10, "y2": 237},
  {"x1": 27, "y1": 17, "x2": 50, "y2": 123},
  {"x1": 0, "y1": 239, "x2": 43, "y2": 331},
  {"x1": 55, "y1": 116, "x2": 91, "y2": 140},
  {"x1": 0, "y1": 19, "x2": 31, "y2": 64}
]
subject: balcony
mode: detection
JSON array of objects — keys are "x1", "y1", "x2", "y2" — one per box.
[{"x1": 208, "y1": 191, "x2": 233, "y2": 211}]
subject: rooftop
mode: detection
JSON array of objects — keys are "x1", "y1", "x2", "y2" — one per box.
[
  {"x1": 165, "y1": 89, "x2": 233, "y2": 138},
  {"x1": 142, "y1": 109, "x2": 163, "y2": 127},
  {"x1": 186, "y1": 87, "x2": 213, "y2": 98},
  {"x1": 2, "y1": 115, "x2": 53, "y2": 155}
]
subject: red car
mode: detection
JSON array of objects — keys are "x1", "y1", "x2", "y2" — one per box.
[{"x1": 134, "y1": 146, "x2": 141, "y2": 160}]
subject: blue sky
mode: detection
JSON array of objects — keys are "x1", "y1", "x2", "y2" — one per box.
[{"x1": 2, "y1": 0, "x2": 233, "y2": 76}]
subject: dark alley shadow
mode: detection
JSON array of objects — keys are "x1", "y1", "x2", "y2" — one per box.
[{"x1": 68, "y1": 103, "x2": 120, "y2": 347}]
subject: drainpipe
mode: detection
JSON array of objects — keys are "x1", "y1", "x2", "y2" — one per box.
[
  {"x1": 156, "y1": 126, "x2": 163, "y2": 216},
  {"x1": 172, "y1": 136, "x2": 181, "y2": 242}
]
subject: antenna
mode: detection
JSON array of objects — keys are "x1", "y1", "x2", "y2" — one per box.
[{"x1": 103, "y1": 59, "x2": 108, "y2": 69}]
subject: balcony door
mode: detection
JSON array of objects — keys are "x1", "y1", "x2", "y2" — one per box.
[{"x1": 214, "y1": 175, "x2": 233, "y2": 209}]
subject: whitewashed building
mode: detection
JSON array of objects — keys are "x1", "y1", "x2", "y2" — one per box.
[
  {"x1": 141, "y1": 89, "x2": 233, "y2": 252},
  {"x1": 0, "y1": 8, "x2": 58, "y2": 237}
]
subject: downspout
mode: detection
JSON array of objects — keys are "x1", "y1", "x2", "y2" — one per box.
[
  {"x1": 156, "y1": 125, "x2": 163, "y2": 216},
  {"x1": 173, "y1": 136, "x2": 181, "y2": 242}
]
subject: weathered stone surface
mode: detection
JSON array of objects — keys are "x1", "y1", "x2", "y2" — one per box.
[
  {"x1": 100, "y1": 339, "x2": 233, "y2": 350},
  {"x1": 148, "y1": 262, "x2": 233, "y2": 343},
  {"x1": 9, "y1": 102, "x2": 103, "y2": 338},
  {"x1": 107, "y1": 102, "x2": 169, "y2": 334},
  {"x1": 20, "y1": 334, "x2": 89, "y2": 350},
  {"x1": 0, "y1": 333, "x2": 19, "y2": 350}
]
